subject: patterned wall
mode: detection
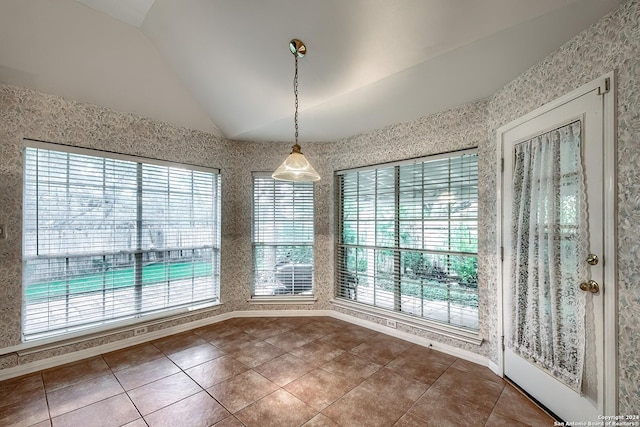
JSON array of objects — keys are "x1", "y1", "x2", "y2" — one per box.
[
  {"x1": 0, "y1": 84, "x2": 238, "y2": 366},
  {"x1": 486, "y1": 0, "x2": 640, "y2": 412},
  {"x1": 0, "y1": 84, "x2": 333, "y2": 368},
  {"x1": 327, "y1": 100, "x2": 491, "y2": 356},
  {"x1": 223, "y1": 140, "x2": 333, "y2": 312},
  {"x1": 0, "y1": 0, "x2": 638, "y2": 412},
  {"x1": 327, "y1": 0, "x2": 640, "y2": 412}
]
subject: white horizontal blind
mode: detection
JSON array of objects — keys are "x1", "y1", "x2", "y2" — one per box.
[
  {"x1": 22, "y1": 142, "x2": 221, "y2": 340},
  {"x1": 336, "y1": 149, "x2": 479, "y2": 329},
  {"x1": 252, "y1": 174, "x2": 314, "y2": 296}
]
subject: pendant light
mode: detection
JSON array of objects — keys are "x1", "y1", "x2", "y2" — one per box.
[{"x1": 272, "y1": 39, "x2": 321, "y2": 182}]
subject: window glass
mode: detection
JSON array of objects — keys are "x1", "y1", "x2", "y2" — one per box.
[
  {"x1": 22, "y1": 142, "x2": 221, "y2": 340},
  {"x1": 252, "y1": 175, "x2": 314, "y2": 296},
  {"x1": 336, "y1": 150, "x2": 478, "y2": 329}
]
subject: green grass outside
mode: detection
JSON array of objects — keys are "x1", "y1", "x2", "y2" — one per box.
[{"x1": 26, "y1": 261, "x2": 212, "y2": 300}]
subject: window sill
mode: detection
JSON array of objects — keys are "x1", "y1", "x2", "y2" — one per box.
[
  {"x1": 248, "y1": 296, "x2": 318, "y2": 305},
  {"x1": 330, "y1": 298, "x2": 483, "y2": 346}
]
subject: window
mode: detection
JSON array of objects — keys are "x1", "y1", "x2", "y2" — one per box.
[
  {"x1": 22, "y1": 141, "x2": 221, "y2": 340},
  {"x1": 336, "y1": 149, "x2": 478, "y2": 330},
  {"x1": 252, "y1": 174, "x2": 314, "y2": 297}
]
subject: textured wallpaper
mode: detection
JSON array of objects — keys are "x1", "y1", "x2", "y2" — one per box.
[
  {"x1": 327, "y1": 100, "x2": 491, "y2": 357},
  {"x1": 0, "y1": 83, "x2": 332, "y2": 368},
  {"x1": 0, "y1": 84, "x2": 235, "y2": 364},
  {"x1": 487, "y1": 0, "x2": 640, "y2": 412},
  {"x1": 223, "y1": 140, "x2": 333, "y2": 312},
  {"x1": 0, "y1": 0, "x2": 638, "y2": 413},
  {"x1": 326, "y1": 0, "x2": 640, "y2": 412}
]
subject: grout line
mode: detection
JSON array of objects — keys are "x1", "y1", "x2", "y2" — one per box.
[
  {"x1": 105, "y1": 353, "x2": 145, "y2": 422},
  {"x1": 483, "y1": 378, "x2": 508, "y2": 426},
  {"x1": 41, "y1": 371, "x2": 53, "y2": 427},
  {"x1": 7, "y1": 317, "x2": 515, "y2": 426}
]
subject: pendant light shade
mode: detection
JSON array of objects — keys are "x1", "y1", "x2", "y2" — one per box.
[
  {"x1": 272, "y1": 143, "x2": 320, "y2": 182},
  {"x1": 272, "y1": 39, "x2": 320, "y2": 182}
]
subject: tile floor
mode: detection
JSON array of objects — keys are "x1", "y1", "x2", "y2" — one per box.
[{"x1": 0, "y1": 316, "x2": 555, "y2": 427}]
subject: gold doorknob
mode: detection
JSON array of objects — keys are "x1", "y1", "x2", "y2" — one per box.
[
  {"x1": 587, "y1": 254, "x2": 599, "y2": 265},
  {"x1": 580, "y1": 280, "x2": 600, "y2": 293}
]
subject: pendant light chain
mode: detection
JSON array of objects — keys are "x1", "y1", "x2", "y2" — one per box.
[
  {"x1": 294, "y1": 54, "x2": 299, "y2": 144},
  {"x1": 272, "y1": 38, "x2": 320, "y2": 182}
]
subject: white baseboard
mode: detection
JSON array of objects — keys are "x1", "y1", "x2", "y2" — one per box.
[
  {"x1": 330, "y1": 310, "x2": 489, "y2": 367},
  {"x1": 331, "y1": 299, "x2": 483, "y2": 345},
  {"x1": 488, "y1": 360, "x2": 503, "y2": 377},
  {"x1": 231, "y1": 309, "x2": 334, "y2": 318},
  {"x1": 0, "y1": 310, "x2": 233, "y2": 381},
  {"x1": 0, "y1": 308, "x2": 490, "y2": 381}
]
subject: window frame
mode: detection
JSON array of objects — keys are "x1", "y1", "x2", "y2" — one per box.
[
  {"x1": 251, "y1": 172, "x2": 316, "y2": 303},
  {"x1": 334, "y1": 148, "x2": 480, "y2": 341},
  {"x1": 21, "y1": 139, "x2": 221, "y2": 341}
]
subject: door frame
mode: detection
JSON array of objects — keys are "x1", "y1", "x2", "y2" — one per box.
[{"x1": 495, "y1": 71, "x2": 618, "y2": 415}]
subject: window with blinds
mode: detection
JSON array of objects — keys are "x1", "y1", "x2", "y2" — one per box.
[
  {"x1": 252, "y1": 174, "x2": 314, "y2": 297},
  {"x1": 336, "y1": 149, "x2": 478, "y2": 330},
  {"x1": 22, "y1": 141, "x2": 221, "y2": 340}
]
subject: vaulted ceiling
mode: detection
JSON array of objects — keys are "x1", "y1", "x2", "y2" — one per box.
[{"x1": 0, "y1": 0, "x2": 625, "y2": 142}]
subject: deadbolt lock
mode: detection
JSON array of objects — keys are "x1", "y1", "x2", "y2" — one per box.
[{"x1": 586, "y1": 254, "x2": 599, "y2": 266}]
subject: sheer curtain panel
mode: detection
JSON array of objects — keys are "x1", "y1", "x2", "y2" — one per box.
[{"x1": 510, "y1": 121, "x2": 587, "y2": 392}]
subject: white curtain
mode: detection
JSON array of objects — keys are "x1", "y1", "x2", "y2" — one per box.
[{"x1": 510, "y1": 120, "x2": 587, "y2": 392}]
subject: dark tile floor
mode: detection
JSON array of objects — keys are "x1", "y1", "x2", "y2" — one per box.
[{"x1": 0, "y1": 316, "x2": 555, "y2": 426}]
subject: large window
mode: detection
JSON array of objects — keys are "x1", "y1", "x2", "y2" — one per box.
[
  {"x1": 22, "y1": 141, "x2": 221, "y2": 340},
  {"x1": 336, "y1": 149, "x2": 478, "y2": 330},
  {"x1": 252, "y1": 174, "x2": 314, "y2": 297}
]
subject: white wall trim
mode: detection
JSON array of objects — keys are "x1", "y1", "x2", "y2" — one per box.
[
  {"x1": 231, "y1": 310, "x2": 334, "y2": 318},
  {"x1": 495, "y1": 71, "x2": 618, "y2": 415},
  {"x1": 602, "y1": 71, "x2": 618, "y2": 416},
  {"x1": 496, "y1": 74, "x2": 611, "y2": 133},
  {"x1": 0, "y1": 308, "x2": 491, "y2": 382},
  {"x1": 0, "y1": 309, "x2": 234, "y2": 382},
  {"x1": 331, "y1": 299, "x2": 483, "y2": 345},
  {"x1": 330, "y1": 309, "x2": 489, "y2": 366},
  {"x1": 495, "y1": 125, "x2": 505, "y2": 377},
  {"x1": 488, "y1": 360, "x2": 502, "y2": 377},
  {"x1": 247, "y1": 297, "x2": 318, "y2": 305},
  {"x1": 0, "y1": 309, "x2": 332, "y2": 381}
]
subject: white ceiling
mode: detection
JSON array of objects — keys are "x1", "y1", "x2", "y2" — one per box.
[
  {"x1": 0, "y1": 0, "x2": 625, "y2": 142},
  {"x1": 76, "y1": 0, "x2": 156, "y2": 28}
]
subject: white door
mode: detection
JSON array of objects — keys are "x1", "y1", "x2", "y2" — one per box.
[{"x1": 501, "y1": 87, "x2": 606, "y2": 422}]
